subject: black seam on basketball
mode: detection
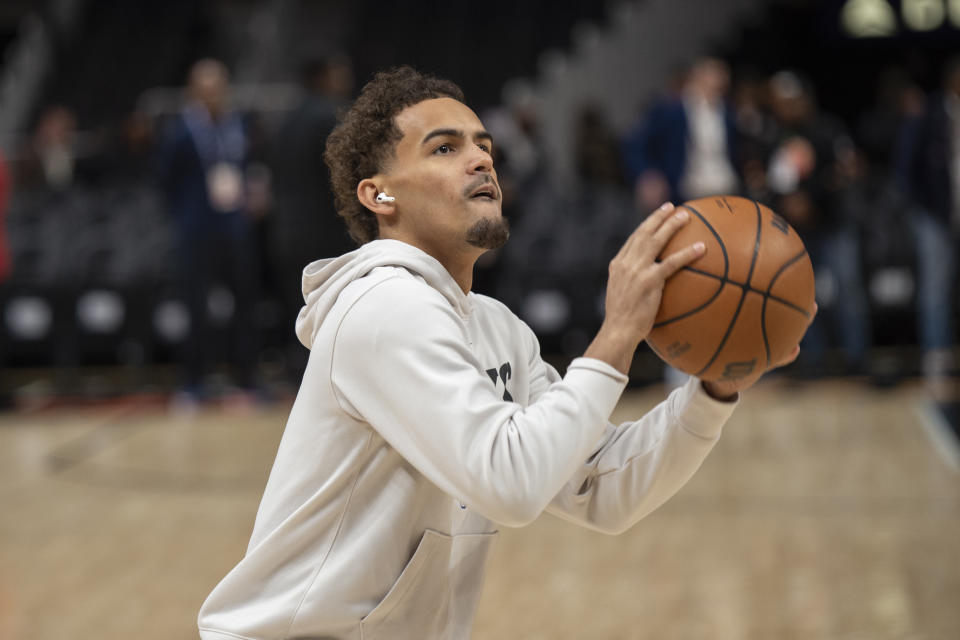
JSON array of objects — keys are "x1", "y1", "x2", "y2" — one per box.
[
  {"x1": 761, "y1": 292, "x2": 771, "y2": 367},
  {"x1": 693, "y1": 284, "x2": 743, "y2": 377},
  {"x1": 653, "y1": 204, "x2": 730, "y2": 328},
  {"x1": 761, "y1": 249, "x2": 811, "y2": 366},
  {"x1": 750, "y1": 200, "x2": 768, "y2": 369},
  {"x1": 682, "y1": 203, "x2": 729, "y2": 281},
  {"x1": 652, "y1": 277, "x2": 724, "y2": 328},
  {"x1": 764, "y1": 250, "x2": 812, "y2": 319},
  {"x1": 746, "y1": 200, "x2": 763, "y2": 290},
  {"x1": 681, "y1": 265, "x2": 730, "y2": 281},
  {"x1": 676, "y1": 266, "x2": 810, "y2": 317},
  {"x1": 764, "y1": 294, "x2": 809, "y2": 316},
  {"x1": 694, "y1": 201, "x2": 763, "y2": 378}
]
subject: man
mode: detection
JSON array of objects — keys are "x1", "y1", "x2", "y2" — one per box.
[
  {"x1": 0, "y1": 149, "x2": 10, "y2": 409},
  {"x1": 622, "y1": 57, "x2": 740, "y2": 212},
  {"x1": 156, "y1": 59, "x2": 259, "y2": 404},
  {"x1": 198, "y1": 66, "x2": 799, "y2": 640},
  {"x1": 764, "y1": 70, "x2": 871, "y2": 376},
  {"x1": 898, "y1": 57, "x2": 960, "y2": 396},
  {"x1": 622, "y1": 57, "x2": 742, "y2": 386}
]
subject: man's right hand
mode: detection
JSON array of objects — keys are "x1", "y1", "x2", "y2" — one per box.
[{"x1": 583, "y1": 202, "x2": 705, "y2": 375}]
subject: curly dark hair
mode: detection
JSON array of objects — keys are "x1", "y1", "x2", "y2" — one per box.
[{"x1": 324, "y1": 66, "x2": 465, "y2": 245}]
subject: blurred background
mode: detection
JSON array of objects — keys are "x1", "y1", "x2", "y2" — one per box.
[
  {"x1": 0, "y1": 0, "x2": 958, "y2": 638},
  {"x1": 0, "y1": 0, "x2": 957, "y2": 401}
]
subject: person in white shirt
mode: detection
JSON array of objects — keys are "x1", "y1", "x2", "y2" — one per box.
[
  {"x1": 198, "y1": 66, "x2": 803, "y2": 640},
  {"x1": 679, "y1": 57, "x2": 740, "y2": 201},
  {"x1": 623, "y1": 57, "x2": 740, "y2": 213}
]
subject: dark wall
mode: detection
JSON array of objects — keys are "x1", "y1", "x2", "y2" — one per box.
[
  {"x1": 345, "y1": 0, "x2": 609, "y2": 110},
  {"x1": 727, "y1": 0, "x2": 958, "y2": 125}
]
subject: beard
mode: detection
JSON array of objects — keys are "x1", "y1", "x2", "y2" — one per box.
[{"x1": 465, "y1": 216, "x2": 510, "y2": 250}]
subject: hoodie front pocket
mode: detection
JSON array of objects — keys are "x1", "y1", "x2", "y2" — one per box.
[{"x1": 360, "y1": 529, "x2": 497, "y2": 640}]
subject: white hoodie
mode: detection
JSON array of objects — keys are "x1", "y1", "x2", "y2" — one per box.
[{"x1": 198, "y1": 239, "x2": 737, "y2": 640}]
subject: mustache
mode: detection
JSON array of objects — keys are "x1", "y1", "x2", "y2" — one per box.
[{"x1": 462, "y1": 175, "x2": 500, "y2": 200}]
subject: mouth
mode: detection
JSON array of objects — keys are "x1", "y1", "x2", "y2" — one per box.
[{"x1": 468, "y1": 184, "x2": 499, "y2": 202}]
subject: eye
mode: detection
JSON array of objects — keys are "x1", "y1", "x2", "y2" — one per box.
[
  {"x1": 434, "y1": 143, "x2": 454, "y2": 155},
  {"x1": 477, "y1": 142, "x2": 491, "y2": 153}
]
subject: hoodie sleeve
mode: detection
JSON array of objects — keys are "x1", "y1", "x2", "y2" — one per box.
[
  {"x1": 329, "y1": 275, "x2": 627, "y2": 527},
  {"x1": 544, "y1": 376, "x2": 736, "y2": 534}
]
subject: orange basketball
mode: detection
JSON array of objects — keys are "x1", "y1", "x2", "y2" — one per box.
[{"x1": 646, "y1": 196, "x2": 815, "y2": 382}]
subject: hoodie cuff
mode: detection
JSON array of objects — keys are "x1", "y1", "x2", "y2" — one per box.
[
  {"x1": 564, "y1": 357, "x2": 629, "y2": 421},
  {"x1": 567, "y1": 357, "x2": 629, "y2": 384},
  {"x1": 670, "y1": 375, "x2": 738, "y2": 440}
]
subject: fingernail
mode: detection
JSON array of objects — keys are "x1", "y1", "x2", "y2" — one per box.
[
  {"x1": 676, "y1": 210, "x2": 689, "y2": 221},
  {"x1": 693, "y1": 242, "x2": 705, "y2": 253},
  {"x1": 660, "y1": 202, "x2": 674, "y2": 211}
]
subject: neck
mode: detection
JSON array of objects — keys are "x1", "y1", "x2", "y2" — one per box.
[
  {"x1": 686, "y1": 87, "x2": 719, "y2": 106},
  {"x1": 422, "y1": 244, "x2": 482, "y2": 294},
  {"x1": 378, "y1": 229, "x2": 480, "y2": 294},
  {"x1": 447, "y1": 255, "x2": 477, "y2": 294}
]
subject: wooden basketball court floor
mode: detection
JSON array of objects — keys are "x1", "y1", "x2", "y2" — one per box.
[{"x1": 0, "y1": 377, "x2": 957, "y2": 639}]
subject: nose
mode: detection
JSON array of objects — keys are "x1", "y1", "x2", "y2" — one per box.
[{"x1": 467, "y1": 144, "x2": 494, "y2": 174}]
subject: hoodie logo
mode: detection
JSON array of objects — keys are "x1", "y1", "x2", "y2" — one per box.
[{"x1": 485, "y1": 362, "x2": 513, "y2": 402}]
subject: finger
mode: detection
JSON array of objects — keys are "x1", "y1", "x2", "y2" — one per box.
[
  {"x1": 807, "y1": 302, "x2": 819, "y2": 326},
  {"x1": 618, "y1": 202, "x2": 678, "y2": 260},
  {"x1": 656, "y1": 241, "x2": 706, "y2": 278},
  {"x1": 624, "y1": 202, "x2": 675, "y2": 250},
  {"x1": 645, "y1": 208, "x2": 691, "y2": 258},
  {"x1": 771, "y1": 345, "x2": 801, "y2": 369},
  {"x1": 639, "y1": 201, "x2": 676, "y2": 233}
]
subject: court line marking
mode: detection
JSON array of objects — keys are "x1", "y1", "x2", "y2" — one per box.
[
  {"x1": 914, "y1": 400, "x2": 960, "y2": 473},
  {"x1": 39, "y1": 405, "x2": 270, "y2": 493},
  {"x1": 54, "y1": 461, "x2": 268, "y2": 493},
  {"x1": 44, "y1": 410, "x2": 143, "y2": 474}
]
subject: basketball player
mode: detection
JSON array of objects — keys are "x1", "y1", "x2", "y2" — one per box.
[{"x1": 198, "y1": 66, "x2": 799, "y2": 640}]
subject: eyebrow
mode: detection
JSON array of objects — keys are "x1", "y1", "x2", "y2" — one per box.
[{"x1": 421, "y1": 128, "x2": 494, "y2": 147}]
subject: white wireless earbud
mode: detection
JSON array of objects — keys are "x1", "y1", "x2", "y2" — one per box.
[{"x1": 376, "y1": 192, "x2": 395, "y2": 203}]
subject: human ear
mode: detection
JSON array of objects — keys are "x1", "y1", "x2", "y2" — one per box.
[{"x1": 358, "y1": 178, "x2": 396, "y2": 215}]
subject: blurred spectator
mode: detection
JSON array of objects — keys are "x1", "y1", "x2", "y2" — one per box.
[
  {"x1": 0, "y1": 150, "x2": 10, "y2": 283},
  {"x1": 16, "y1": 106, "x2": 79, "y2": 192},
  {"x1": 270, "y1": 54, "x2": 354, "y2": 383},
  {"x1": 575, "y1": 104, "x2": 627, "y2": 190},
  {"x1": 732, "y1": 70, "x2": 779, "y2": 202},
  {"x1": 621, "y1": 57, "x2": 740, "y2": 385},
  {"x1": 94, "y1": 109, "x2": 156, "y2": 187},
  {"x1": 897, "y1": 57, "x2": 960, "y2": 395},
  {"x1": 0, "y1": 149, "x2": 10, "y2": 408},
  {"x1": 155, "y1": 59, "x2": 260, "y2": 405},
  {"x1": 858, "y1": 68, "x2": 921, "y2": 170},
  {"x1": 622, "y1": 57, "x2": 740, "y2": 211},
  {"x1": 764, "y1": 70, "x2": 871, "y2": 374},
  {"x1": 850, "y1": 68, "x2": 920, "y2": 333},
  {"x1": 570, "y1": 102, "x2": 634, "y2": 266}
]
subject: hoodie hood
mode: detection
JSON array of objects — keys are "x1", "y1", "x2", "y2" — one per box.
[{"x1": 295, "y1": 239, "x2": 472, "y2": 348}]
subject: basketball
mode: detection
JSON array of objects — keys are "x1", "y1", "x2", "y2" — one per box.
[{"x1": 647, "y1": 196, "x2": 815, "y2": 382}]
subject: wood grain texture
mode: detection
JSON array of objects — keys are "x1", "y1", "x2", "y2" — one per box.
[{"x1": 0, "y1": 379, "x2": 956, "y2": 640}]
